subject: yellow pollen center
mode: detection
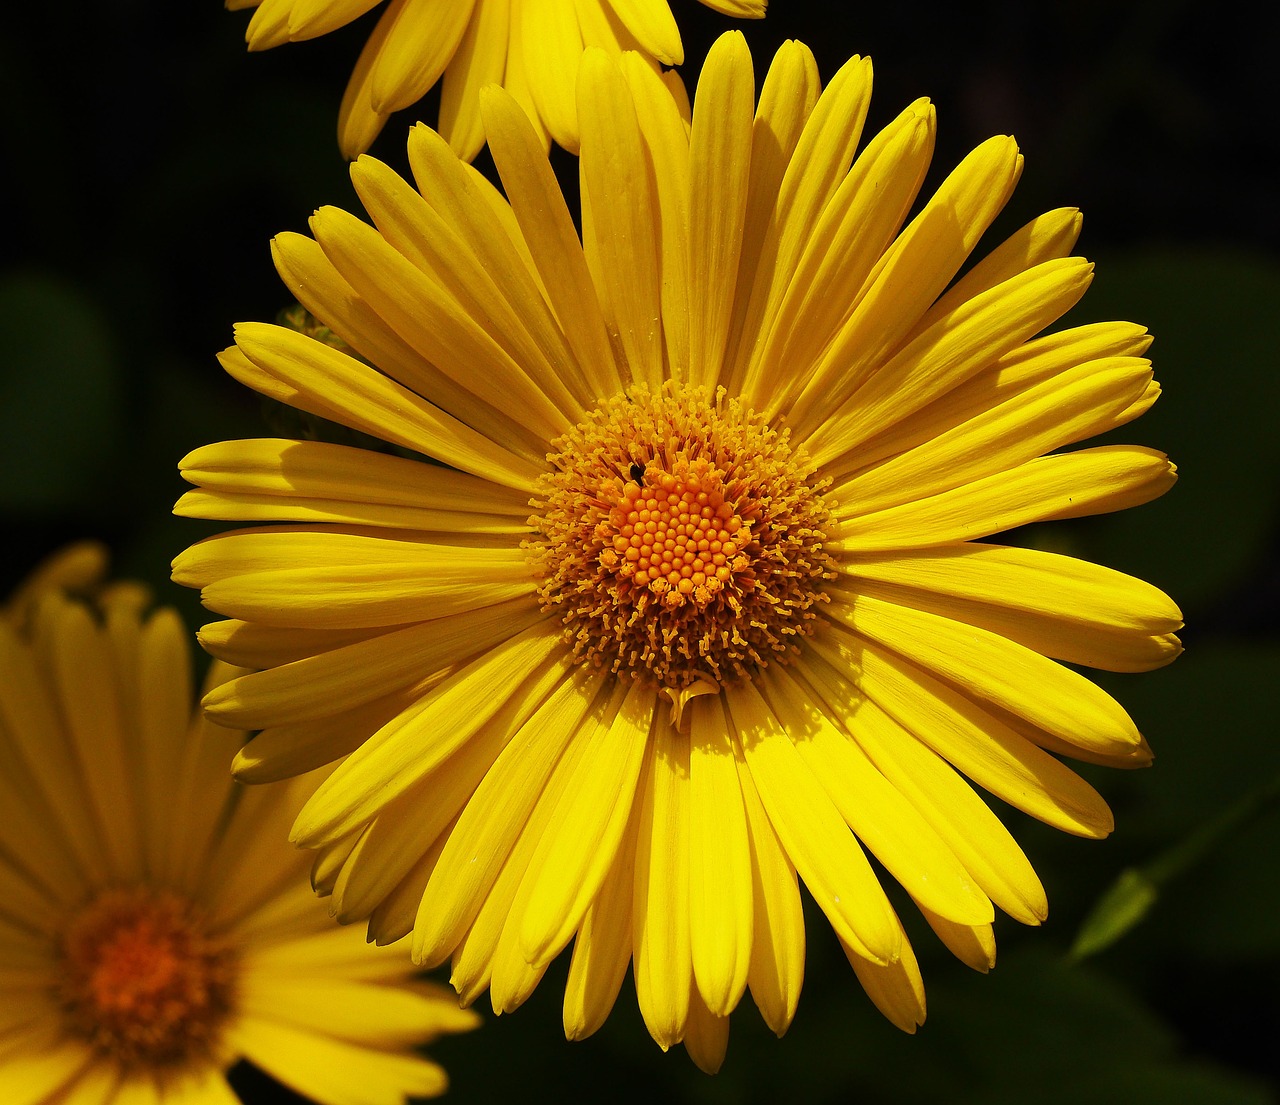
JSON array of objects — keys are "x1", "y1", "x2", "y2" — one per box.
[{"x1": 58, "y1": 888, "x2": 236, "y2": 1069}]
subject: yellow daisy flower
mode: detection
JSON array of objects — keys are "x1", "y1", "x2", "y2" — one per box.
[
  {"x1": 0, "y1": 572, "x2": 478, "y2": 1102},
  {"x1": 227, "y1": 0, "x2": 766, "y2": 159},
  {"x1": 174, "y1": 32, "x2": 1181, "y2": 1072}
]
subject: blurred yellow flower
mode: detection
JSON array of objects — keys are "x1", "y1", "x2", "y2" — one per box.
[
  {"x1": 175, "y1": 33, "x2": 1180, "y2": 1071},
  {"x1": 0, "y1": 565, "x2": 477, "y2": 1103},
  {"x1": 228, "y1": 0, "x2": 766, "y2": 158}
]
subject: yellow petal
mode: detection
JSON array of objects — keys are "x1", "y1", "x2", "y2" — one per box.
[
  {"x1": 519, "y1": 680, "x2": 653, "y2": 969},
  {"x1": 807, "y1": 256, "x2": 1095, "y2": 467},
  {"x1": 482, "y1": 85, "x2": 621, "y2": 397},
  {"x1": 412, "y1": 669, "x2": 604, "y2": 966},
  {"x1": 814, "y1": 629, "x2": 1115, "y2": 838},
  {"x1": 292, "y1": 623, "x2": 569, "y2": 847},
  {"x1": 687, "y1": 694, "x2": 753, "y2": 1016},
  {"x1": 201, "y1": 598, "x2": 540, "y2": 729},
  {"x1": 827, "y1": 591, "x2": 1141, "y2": 754},
  {"x1": 736, "y1": 749, "x2": 805, "y2": 1036},
  {"x1": 368, "y1": 0, "x2": 475, "y2": 114},
  {"x1": 764, "y1": 667, "x2": 994, "y2": 926},
  {"x1": 438, "y1": 0, "x2": 508, "y2": 161},
  {"x1": 728, "y1": 680, "x2": 901, "y2": 965},
  {"x1": 631, "y1": 713, "x2": 691, "y2": 1049},
  {"x1": 578, "y1": 48, "x2": 664, "y2": 389},
  {"x1": 837, "y1": 542, "x2": 1182, "y2": 673},
  {"x1": 832, "y1": 445, "x2": 1177, "y2": 547},
  {"x1": 687, "y1": 31, "x2": 755, "y2": 388}
]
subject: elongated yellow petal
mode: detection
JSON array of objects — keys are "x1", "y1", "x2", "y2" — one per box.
[
  {"x1": 438, "y1": 0, "x2": 508, "y2": 161},
  {"x1": 733, "y1": 53, "x2": 874, "y2": 398},
  {"x1": 687, "y1": 31, "x2": 754, "y2": 388},
  {"x1": 519, "y1": 680, "x2": 653, "y2": 968},
  {"x1": 728, "y1": 680, "x2": 901, "y2": 965},
  {"x1": 620, "y1": 52, "x2": 691, "y2": 381},
  {"x1": 829, "y1": 356, "x2": 1153, "y2": 508},
  {"x1": 482, "y1": 85, "x2": 621, "y2": 396},
  {"x1": 578, "y1": 48, "x2": 664, "y2": 390},
  {"x1": 687, "y1": 694, "x2": 753, "y2": 1016},
  {"x1": 412, "y1": 670, "x2": 604, "y2": 966},
  {"x1": 841, "y1": 913, "x2": 925, "y2": 1033},
  {"x1": 807, "y1": 256, "x2": 1095, "y2": 466},
  {"x1": 721, "y1": 39, "x2": 820, "y2": 395},
  {"x1": 806, "y1": 651, "x2": 1046, "y2": 923},
  {"x1": 228, "y1": 1017, "x2": 448, "y2": 1104},
  {"x1": 763, "y1": 667, "x2": 993, "y2": 926},
  {"x1": 368, "y1": 0, "x2": 475, "y2": 114},
  {"x1": 518, "y1": 0, "x2": 581, "y2": 149},
  {"x1": 758, "y1": 98, "x2": 935, "y2": 417},
  {"x1": 832, "y1": 445, "x2": 1176, "y2": 546},
  {"x1": 292, "y1": 624, "x2": 569, "y2": 847},
  {"x1": 837, "y1": 542, "x2": 1182, "y2": 673},
  {"x1": 828, "y1": 591, "x2": 1141, "y2": 754},
  {"x1": 563, "y1": 803, "x2": 640, "y2": 1040},
  {"x1": 632, "y1": 714, "x2": 692, "y2": 1049},
  {"x1": 736, "y1": 747, "x2": 805, "y2": 1036},
  {"x1": 202, "y1": 599, "x2": 540, "y2": 729},
  {"x1": 813, "y1": 630, "x2": 1114, "y2": 838}
]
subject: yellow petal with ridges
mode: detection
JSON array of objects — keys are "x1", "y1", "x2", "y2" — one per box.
[
  {"x1": 578, "y1": 48, "x2": 664, "y2": 390},
  {"x1": 292, "y1": 623, "x2": 569, "y2": 847},
  {"x1": 829, "y1": 356, "x2": 1152, "y2": 507},
  {"x1": 736, "y1": 749, "x2": 805, "y2": 1036},
  {"x1": 814, "y1": 630, "x2": 1115, "y2": 838},
  {"x1": 763, "y1": 667, "x2": 993, "y2": 926},
  {"x1": 632, "y1": 714, "x2": 691, "y2": 1050},
  {"x1": 438, "y1": 0, "x2": 508, "y2": 162},
  {"x1": 837, "y1": 542, "x2": 1182, "y2": 673},
  {"x1": 687, "y1": 694, "x2": 753, "y2": 1017},
  {"x1": 368, "y1": 0, "x2": 475, "y2": 114},
  {"x1": 807, "y1": 256, "x2": 1095, "y2": 467},
  {"x1": 841, "y1": 914, "x2": 925, "y2": 1033},
  {"x1": 688, "y1": 31, "x2": 754, "y2": 389},
  {"x1": 563, "y1": 806, "x2": 639, "y2": 1041},
  {"x1": 832, "y1": 445, "x2": 1176, "y2": 545},
  {"x1": 519, "y1": 680, "x2": 653, "y2": 969},
  {"x1": 411, "y1": 670, "x2": 603, "y2": 965},
  {"x1": 828, "y1": 591, "x2": 1141, "y2": 754},
  {"x1": 728, "y1": 680, "x2": 901, "y2": 966},
  {"x1": 482, "y1": 85, "x2": 621, "y2": 397},
  {"x1": 202, "y1": 599, "x2": 540, "y2": 730}
]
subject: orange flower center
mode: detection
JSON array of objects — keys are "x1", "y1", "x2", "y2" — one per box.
[
  {"x1": 58, "y1": 888, "x2": 236, "y2": 1068},
  {"x1": 603, "y1": 470, "x2": 746, "y2": 603},
  {"x1": 529, "y1": 383, "x2": 835, "y2": 695}
]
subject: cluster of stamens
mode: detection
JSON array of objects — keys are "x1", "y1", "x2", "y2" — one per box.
[
  {"x1": 528, "y1": 383, "x2": 835, "y2": 692},
  {"x1": 57, "y1": 887, "x2": 236, "y2": 1068},
  {"x1": 602, "y1": 470, "x2": 746, "y2": 604}
]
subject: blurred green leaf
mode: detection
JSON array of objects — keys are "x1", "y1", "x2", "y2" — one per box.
[{"x1": 1071, "y1": 867, "x2": 1160, "y2": 960}]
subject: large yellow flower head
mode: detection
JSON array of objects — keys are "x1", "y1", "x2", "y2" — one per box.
[
  {"x1": 175, "y1": 32, "x2": 1181, "y2": 1072},
  {"x1": 0, "y1": 563, "x2": 477, "y2": 1102},
  {"x1": 228, "y1": 0, "x2": 766, "y2": 158}
]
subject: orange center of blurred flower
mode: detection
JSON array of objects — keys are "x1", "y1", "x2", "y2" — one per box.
[
  {"x1": 529, "y1": 383, "x2": 836, "y2": 695},
  {"x1": 58, "y1": 888, "x2": 236, "y2": 1068}
]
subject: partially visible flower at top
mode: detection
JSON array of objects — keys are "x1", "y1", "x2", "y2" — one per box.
[
  {"x1": 227, "y1": 0, "x2": 766, "y2": 159},
  {"x1": 174, "y1": 33, "x2": 1180, "y2": 1072},
  {"x1": 0, "y1": 554, "x2": 477, "y2": 1104}
]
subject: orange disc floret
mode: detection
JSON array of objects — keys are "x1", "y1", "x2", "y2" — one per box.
[
  {"x1": 528, "y1": 382, "x2": 837, "y2": 691},
  {"x1": 58, "y1": 888, "x2": 236, "y2": 1068}
]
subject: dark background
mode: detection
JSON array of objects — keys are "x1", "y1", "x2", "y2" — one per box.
[{"x1": 2, "y1": 1, "x2": 1278, "y2": 1101}]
